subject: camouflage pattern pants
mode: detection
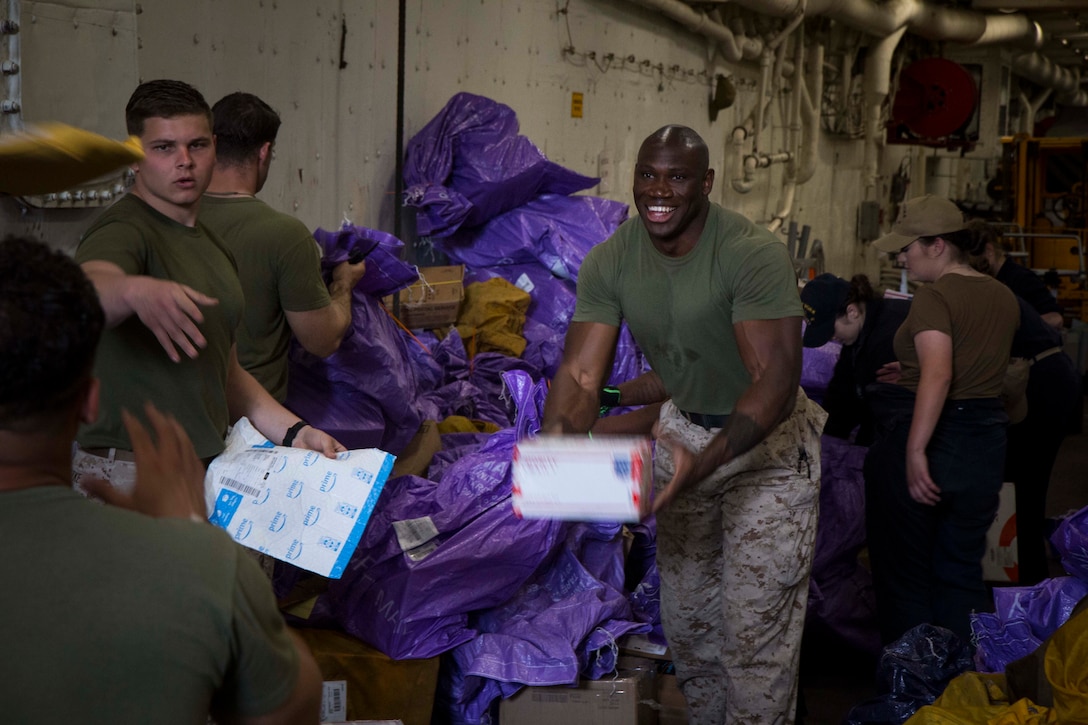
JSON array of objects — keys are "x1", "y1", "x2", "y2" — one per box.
[{"x1": 654, "y1": 390, "x2": 826, "y2": 725}]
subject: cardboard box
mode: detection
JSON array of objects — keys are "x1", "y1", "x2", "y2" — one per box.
[
  {"x1": 615, "y1": 656, "x2": 687, "y2": 725},
  {"x1": 295, "y1": 628, "x2": 439, "y2": 725},
  {"x1": 983, "y1": 481, "x2": 1018, "y2": 583},
  {"x1": 656, "y1": 674, "x2": 689, "y2": 725},
  {"x1": 512, "y1": 435, "x2": 653, "y2": 522},
  {"x1": 499, "y1": 670, "x2": 657, "y2": 725},
  {"x1": 384, "y1": 265, "x2": 464, "y2": 329}
]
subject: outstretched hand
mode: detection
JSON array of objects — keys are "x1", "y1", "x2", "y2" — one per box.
[
  {"x1": 83, "y1": 403, "x2": 208, "y2": 521},
  {"x1": 126, "y1": 277, "x2": 218, "y2": 362}
]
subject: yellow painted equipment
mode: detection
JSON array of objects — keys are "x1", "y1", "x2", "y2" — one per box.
[{"x1": 999, "y1": 135, "x2": 1088, "y2": 321}]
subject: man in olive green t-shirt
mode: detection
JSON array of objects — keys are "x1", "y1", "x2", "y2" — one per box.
[
  {"x1": 0, "y1": 236, "x2": 321, "y2": 725},
  {"x1": 75, "y1": 80, "x2": 345, "y2": 489},
  {"x1": 542, "y1": 126, "x2": 825, "y2": 725},
  {"x1": 202, "y1": 91, "x2": 367, "y2": 402}
]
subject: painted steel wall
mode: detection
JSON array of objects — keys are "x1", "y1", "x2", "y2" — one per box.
[{"x1": 0, "y1": 0, "x2": 999, "y2": 280}]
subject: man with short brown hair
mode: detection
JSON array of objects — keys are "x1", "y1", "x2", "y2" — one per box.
[
  {"x1": 202, "y1": 91, "x2": 366, "y2": 402},
  {"x1": 74, "y1": 79, "x2": 343, "y2": 491}
]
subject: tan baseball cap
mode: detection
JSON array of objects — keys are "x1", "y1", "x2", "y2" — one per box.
[{"x1": 871, "y1": 195, "x2": 967, "y2": 253}]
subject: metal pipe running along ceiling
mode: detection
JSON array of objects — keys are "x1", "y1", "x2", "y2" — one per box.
[{"x1": 626, "y1": 0, "x2": 1088, "y2": 105}]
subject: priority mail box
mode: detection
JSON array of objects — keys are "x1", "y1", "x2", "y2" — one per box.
[{"x1": 512, "y1": 436, "x2": 653, "y2": 522}]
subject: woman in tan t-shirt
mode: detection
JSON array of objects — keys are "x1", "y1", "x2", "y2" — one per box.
[{"x1": 865, "y1": 195, "x2": 1019, "y2": 646}]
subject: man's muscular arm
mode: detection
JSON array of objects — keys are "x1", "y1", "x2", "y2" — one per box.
[
  {"x1": 541, "y1": 321, "x2": 619, "y2": 434},
  {"x1": 613, "y1": 370, "x2": 669, "y2": 407},
  {"x1": 653, "y1": 316, "x2": 801, "y2": 514}
]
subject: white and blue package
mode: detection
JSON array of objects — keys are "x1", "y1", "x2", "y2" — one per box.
[{"x1": 203, "y1": 417, "x2": 394, "y2": 578}]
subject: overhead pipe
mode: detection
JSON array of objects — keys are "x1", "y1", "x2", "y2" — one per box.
[
  {"x1": 2, "y1": 0, "x2": 21, "y2": 133},
  {"x1": 863, "y1": 26, "x2": 906, "y2": 194},
  {"x1": 1013, "y1": 53, "x2": 1088, "y2": 106},
  {"x1": 624, "y1": 0, "x2": 1088, "y2": 107},
  {"x1": 1018, "y1": 87, "x2": 1053, "y2": 134},
  {"x1": 725, "y1": 0, "x2": 1043, "y2": 49},
  {"x1": 769, "y1": 29, "x2": 807, "y2": 232},
  {"x1": 738, "y1": 0, "x2": 1085, "y2": 106},
  {"x1": 628, "y1": 0, "x2": 763, "y2": 63},
  {"x1": 796, "y1": 39, "x2": 824, "y2": 185},
  {"x1": 708, "y1": 6, "x2": 764, "y2": 62}
]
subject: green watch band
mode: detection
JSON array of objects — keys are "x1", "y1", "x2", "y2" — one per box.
[
  {"x1": 599, "y1": 386, "x2": 621, "y2": 417},
  {"x1": 599, "y1": 386, "x2": 621, "y2": 407}
]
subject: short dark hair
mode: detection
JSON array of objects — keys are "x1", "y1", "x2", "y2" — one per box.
[
  {"x1": 211, "y1": 92, "x2": 281, "y2": 166},
  {"x1": 0, "y1": 237, "x2": 105, "y2": 431},
  {"x1": 125, "y1": 79, "x2": 212, "y2": 137}
]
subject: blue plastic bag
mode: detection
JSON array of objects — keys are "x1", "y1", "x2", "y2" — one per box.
[{"x1": 844, "y1": 624, "x2": 973, "y2": 724}]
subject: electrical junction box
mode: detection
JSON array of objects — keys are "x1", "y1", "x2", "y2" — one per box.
[{"x1": 858, "y1": 201, "x2": 881, "y2": 242}]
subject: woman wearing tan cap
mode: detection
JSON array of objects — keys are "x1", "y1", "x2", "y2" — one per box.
[{"x1": 864, "y1": 195, "x2": 1019, "y2": 646}]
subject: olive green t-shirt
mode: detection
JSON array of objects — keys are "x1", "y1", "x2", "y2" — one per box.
[
  {"x1": 893, "y1": 273, "x2": 1019, "y2": 399},
  {"x1": 0, "y1": 485, "x2": 298, "y2": 724},
  {"x1": 75, "y1": 194, "x2": 244, "y2": 458},
  {"x1": 201, "y1": 196, "x2": 331, "y2": 402},
  {"x1": 574, "y1": 203, "x2": 802, "y2": 414}
]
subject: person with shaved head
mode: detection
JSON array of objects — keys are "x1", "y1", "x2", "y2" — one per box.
[{"x1": 543, "y1": 125, "x2": 825, "y2": 724}]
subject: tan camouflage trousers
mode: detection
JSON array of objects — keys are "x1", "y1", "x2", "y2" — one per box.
[{"x1": 654, "y1": 390, "x2": 826, "y2": 725}]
